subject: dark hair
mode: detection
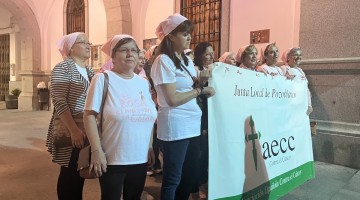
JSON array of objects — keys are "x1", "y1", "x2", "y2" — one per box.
[
  {"x1": 155, "y1": 20, "x2": 194, "y2": 70},
  {"x1": 194, "y1": 42, "x2": 213, "y2": 70},
  {"x1": 111, "y1": 37, "x2": 139, "y2": 59}
]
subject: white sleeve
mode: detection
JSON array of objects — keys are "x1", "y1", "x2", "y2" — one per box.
[
  {"x1": 151, "y1": 55, "x2": 176, "y2": 86},
  {"x1": 84, "y1": 73, "x2": 105, "y2": 113}
]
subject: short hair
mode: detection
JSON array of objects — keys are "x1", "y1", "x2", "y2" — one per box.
[{"x1": 286, "y1": 47, "x2": 301, "y2": 62}]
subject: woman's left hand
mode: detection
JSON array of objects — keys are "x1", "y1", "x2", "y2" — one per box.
[
  {"x1": 147, "y1": 148, "x2": 155, "y2": 167},
  {"x1": 89, "y1": 149, "x2": 107, "y2": 177}
]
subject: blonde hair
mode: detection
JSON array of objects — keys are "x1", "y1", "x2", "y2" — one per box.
[{"x1": 259, "y1": 42, "x2": 277, "y2": 65}]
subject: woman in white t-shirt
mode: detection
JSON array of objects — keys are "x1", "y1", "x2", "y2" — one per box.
[
  {"x1": 150, "y1": 14, "x2": 215, "y2": 200},
  {"x1": 83, "y1": 34, "x2": 157, "y2": 200},
  {"x1": 280, "y1": 47, "x2": 313, "y2": 115},
  {"x1": 257, "y1": 43, "x2": 284, "y2": 76}
]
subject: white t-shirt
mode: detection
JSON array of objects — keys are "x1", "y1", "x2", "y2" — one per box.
[
  {"x1": 84, "y1": 71, "x2": 157, "y2": 165},
  {"x1": 280, "y1": 65, "x2": 307, "y2": 80},
  {"x1": 75, "y1": 64, "x2": 89, "y2": 81},
  {"x1": 258, "y1": 64, "x2": 284, "y2": 76},
  {"x1": 280, "y1": 65, "x2": 312, "y2": 106},
  {"x1": 150, "y1": 54, "x2": 201, "y2": 141}
]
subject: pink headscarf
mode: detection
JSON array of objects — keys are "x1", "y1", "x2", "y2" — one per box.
[
  {"x1": 219, "y1": 52, "x2": 234, "y2": 63},
  {"x1": 101, "y1": 34, "x2": 135, "y2": 57},
  {"x1": 258, "y1": 48, "x2": 264, "y2": 63},
  {"x1": 144, "y1": 45, "x2": 158, "y2": 60},
  {"x1": 56, "y1": 32, "x2": 82, "y2": 59},
  {"x1": 155, "y1": 13, "x2": 187, "y2": 41},
  {"x1": 235, "y1": 45, "x2": 250, "y2": 63},
  {"x1": 99, "y1": 59, "x2": 113, "y2": 73}
]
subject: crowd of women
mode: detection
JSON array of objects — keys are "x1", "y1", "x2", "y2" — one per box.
[{"x1": 46, "y1": 13, "x2": 312, "y2": 200}]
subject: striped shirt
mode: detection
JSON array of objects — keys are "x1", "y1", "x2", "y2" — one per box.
[{"x1": 46, "y1": 58, "x2": 95, "y2": 167}]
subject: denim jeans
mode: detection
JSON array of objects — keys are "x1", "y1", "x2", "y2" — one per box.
[{"x1": 160, "y1": 136, "x2": 201, "y2": 200}]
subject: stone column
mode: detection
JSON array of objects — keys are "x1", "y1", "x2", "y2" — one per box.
[
  {"x1": 300, "y1": 0, "x2": 360, "y2": 168},
  {"x1": 9, "y1": 22, "x2": 22, "y2": 94},
  {"x1": 17, "y1": 34, "x2": 49, "y2": 111}
]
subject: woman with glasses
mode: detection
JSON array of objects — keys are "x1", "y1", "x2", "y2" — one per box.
[
  {"x1": 151, "y1": 14, "x2": 215, "y2": 200},
  {"x1": 83, "y1": 34, "x2": 157, "y2": 200},
  {"x1": 281, "y1": 47, "x2": 313, "y2": 115},
  {"x1": 46, "y1": 32, "x2": 95, "y2": 200}
]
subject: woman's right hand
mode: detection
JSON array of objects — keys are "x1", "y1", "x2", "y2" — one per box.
[
  {"x1": 70, "y1": 127, "x2": 86, "y2": 149},
  {"x1": 285, "y1": 71, "x2": 296, "y2": 80},
  {"x1": 198, "y1": 68, "x2": 211, "y2": 86},
  {"x1": 201, "y1": 86, "x2": 216, "y2": 97},
  {"x1": 89, "y1": 149, "x2": 107, "y2": 177}
]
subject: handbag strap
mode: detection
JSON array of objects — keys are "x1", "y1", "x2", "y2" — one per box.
[{"x1": 98, "y1": 72, "x2": 109, "y2": 138}]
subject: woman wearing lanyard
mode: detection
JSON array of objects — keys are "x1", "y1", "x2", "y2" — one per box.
[{"x1": 151, "y1": 13, "x2": 215, "y2": 200}]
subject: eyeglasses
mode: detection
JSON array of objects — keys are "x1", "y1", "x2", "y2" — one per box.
[
  {"x1": 75, "y1": 41, "x2": 92, "y2": 46},
  {"x1": 117, "y1": 48, "x2": 139, "y2": 55}
]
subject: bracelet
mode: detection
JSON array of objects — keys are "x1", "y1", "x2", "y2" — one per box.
[{"x1": 195, "y1": 88, "x2": 201, "y2": 96}]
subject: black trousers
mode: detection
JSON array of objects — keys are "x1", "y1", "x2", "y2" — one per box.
[
  {"x1": 57, "y1": 148, "x2": 85, "y2": 200},
  {"x1": 99, "y1": 163, "x2": 148, "y2": 200}
]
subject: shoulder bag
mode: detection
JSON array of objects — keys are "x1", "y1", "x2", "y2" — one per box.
[{"x1": 77, "y1": 72, "x2": 109, "y2": 179}]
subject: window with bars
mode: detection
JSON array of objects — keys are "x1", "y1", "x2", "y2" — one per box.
[
  {"x1": 0, "y1": 34, "x2": 10, "y2": 101},
  {"x1": 66, "y1": 0, "x2": 85, "y2": 34},
  {"x1": 181, "y1": 0, "x2": 221, "y2": 59}
]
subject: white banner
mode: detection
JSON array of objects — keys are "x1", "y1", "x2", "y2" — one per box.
[{"x1": 208, "y1": 63, "x2": 314, "y2": 200}]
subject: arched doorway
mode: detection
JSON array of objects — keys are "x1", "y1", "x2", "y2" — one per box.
[{"x1": 0, "y1": 0, "x2": 42, "y2": 111}]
